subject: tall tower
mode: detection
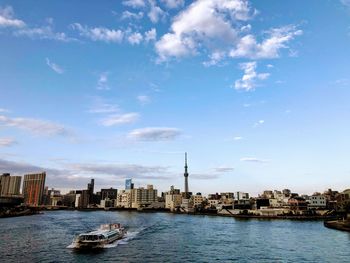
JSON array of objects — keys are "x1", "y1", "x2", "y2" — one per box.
[{"x1": 184, "y1": 152, "x2": 189, "y2": 198}]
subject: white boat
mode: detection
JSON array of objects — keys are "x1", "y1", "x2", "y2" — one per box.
[{"x1": 73, "y1": 223, "x2": 127, "y2": 249}]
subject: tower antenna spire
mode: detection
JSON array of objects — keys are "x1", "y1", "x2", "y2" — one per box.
[{"x1": 184, "y1": 152, "x2": 189, "y2": 198}]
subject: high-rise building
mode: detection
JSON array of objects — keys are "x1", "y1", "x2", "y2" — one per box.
[
  {"x1": 0, "y1": 173, "x2": 21, "y2": 196},
  {"x1": 125, "y1": 179, "x2": 134, "y2": 190},
  {"x1": 184, "y1": 152, "x2": 189, "y2": 198},
  {"x1": 0, "y1": 173, "x2": 10, "y2": 195},
  {"x1": 23, "y1": 172, "x2": 46, "y2": 206}
]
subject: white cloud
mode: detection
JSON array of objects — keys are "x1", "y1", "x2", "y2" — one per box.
[
  {"x1": 191, "y1": 173, "x2": 221, "y2": 180},
  {"x1": 203, "y1": 50, "x2": 226, "y2": 67},
  {"x1": 123, "y1": 0, "x2": 146, "y2": 8},
  {"x1": 128, "y1": 32, "x2": 143, "y2": 45},
  {"x1": 155, "y1": 0, "x2": 252, "y2": 62},
  {"x1": 89, "y1": 103, "x2": 119, "y2": 114},
  {"x1": 229, "y1": 25, "x2": 303, "y2": 59},
  {"x1": 240, "y1": 157, "x2": 268, "y2": 163},
  {"x1": 0, "y1": 115, "x2": 70, "y2": 137},
  {"x1": 234, "y1": 61, "x2": 269, "y2": 91},
  {"x1": 234, "y1": 136, "x2": 243, "y2": 140},
  {"x1": 161, "y1": 0, "x2": 184, "y2": 9},
  {"x1": 148, "y1": 0, "x2": 166, "y2": 23},
  {"x1": 121, "y1": 11, "x2": 144, "y2": 20},
  {"x1": 0, "y1": 138, "x2": 17, "y2": 147},
  {"x1": 253, "y1": 119, "x2": 265, "y2": 127},
  {"x1": 46, "y1": 58, "x2": 64, "y2": 74},
  {"x1": 15, "y1": 25, "x2": 73, "y2": 42},
  {"x1": 145, "y1": 28, "x2": 157, "y2": 42},
  {"x1": 155, "y1": 1, "x2": 301, "y2": 64},
  {"x1": 0, "y1": 6, "x2": 25, "y2": 28},
  {"x1": 137, "y1": 95, "x2": 151, "y2": 105},
  {"x1": 101, "y1": 113, "x2": 140, "y2": 126},
  {"x1": 71, "y1": 23, "x2": 124, "y2": 43},
  {"x1": 97, "y1": 72, "x2": 110, "y2": 90},
  {"x1": 67, "y1": 162, "x2": 170, "y2": 180},
  {"x1": 0, "y1": 7, "x2": 73, "y2": 42},
  {"x1": 128, "y1": 127, "x2": 181, "y2": 141},
  {"x1": 213, "y1": 166, "x2": 234, "y2": 173}
]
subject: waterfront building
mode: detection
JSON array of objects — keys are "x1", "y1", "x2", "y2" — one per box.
[
  {"x1": 116, "y1": 190, "x2": 132, "y2": 208},
  {"x1": 235, "y1": 192, "x2": 249, "y2": 200},
  {"x1": 100, "y1": 198, "x2": 114, "y2": 208},
  {"x1": 0, "y1": 173, "x2": 21, "y2": 196},
  {"x1": 165, "y1": 186, "x2": 182, "y2": 211},
  {"x1": 221, "y1": 192, "x2": 235, "y2": 205},
  {"x1": 87, "y1": 179, "x2": 95, "y2": 204},
  {"x1": 101, "y1": 188, "x2": 118, "y2": 200},
  {"x1": 75, "y1": 190, "x2": 90, "y2": 208},
  {"x1": 305, "y1": 195, "x2": 327, "y2": 209},
  {"x1": 22, "y1": 172, "x2": 46, "y2": 206},
  {"x1": 62, "y1": 191, "x2": 76, "y2": 207},
  {"x1": 191, "y1": 193, "x2": 204, "y2": 208},
  {"x1": 288, "y1": 197, "x2": 308, "y2": 211},
  {"x1": 131, "y1": 185, "x2": 158, "y2": 209}
]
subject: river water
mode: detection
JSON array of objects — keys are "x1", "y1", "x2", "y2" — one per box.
[{"x1": 0, "y1": 210, "x2": 349, "y2": 262}]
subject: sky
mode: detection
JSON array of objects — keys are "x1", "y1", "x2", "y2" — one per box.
[{"x1": 0, "y1": 0, "x2": 350, "y2": 196}]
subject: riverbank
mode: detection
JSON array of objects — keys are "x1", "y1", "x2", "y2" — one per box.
[
  {"x1": 324, "y1": 220, "x2": 350, "y2": 232},
  {"x1": 0, "y1": 207, "x2": 40, "y2": 218},
  {"x1": 43, "y1": 207, "x2": 342, "y2": 221}
]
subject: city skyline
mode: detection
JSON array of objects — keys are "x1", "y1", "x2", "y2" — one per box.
[{"x1": 1, "y1": 0, "x2": 350, "y2": 196}]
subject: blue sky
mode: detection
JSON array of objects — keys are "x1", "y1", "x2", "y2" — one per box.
[{"x1": 0, "y1": 0, "x2": 350, "y2": 195}]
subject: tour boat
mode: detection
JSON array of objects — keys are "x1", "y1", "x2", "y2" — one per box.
[{"x1": 73, "y1": 223, "x2": 127, "y2": 249}]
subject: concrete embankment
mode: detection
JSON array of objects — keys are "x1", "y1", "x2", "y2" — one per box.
[{"x1": 324, "y1": 220, "x2": 350, "y2": 232}]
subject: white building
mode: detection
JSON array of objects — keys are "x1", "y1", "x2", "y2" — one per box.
[
  {"x1": 116, "y1": 190, "x2": 132, "y2": 208},
  {"x1": 306, "y1": 195, "x2": 327, "y2": 209},
  {"x1": 235, "y1": 192, "x2": 249, "y2": 200}
]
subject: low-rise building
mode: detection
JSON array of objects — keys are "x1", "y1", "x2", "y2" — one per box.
[
  {"x1": 191, "y1": 193, "x2": 204, "y2": 208},
  {"x1": 305, "y1": 195, "x2": 327, "y2": 209}
]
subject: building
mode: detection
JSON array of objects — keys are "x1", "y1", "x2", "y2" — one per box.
[
  {"x1": 235, "y1": 192, "x2": 249, "y2": 200},
  {"x1": 22, "y1": 172, "x2": 46, "y2": 206},
  {"x1": 125, "y1": 179, "x2": 134, "y2": 190},
  {"x1": 192, "y1": 193, "x2": 204, "y2": 208},
  {"x1": 0, "y1": 173, "x2": 21, "y2": 196},
  {"x1": 116, "y1": 190, "x2": 132, "y2": 208},
  {"x1": 62, "y1": 191, "x2": 76, "y2": 207},
  {"x1": 87, "y1": 179, "x2": 95, "y2": 204},
  {"x1": 306, "y1": 195, "x2": 327, "y2": 209},
  {"x1": 288, "y1": 197, "x2": 308, "y2": 211},
  {"x1": 165, "y1": 186, "x2": 182, "y2": 211},
  {"x1": 101, "y1": 188, "x2": 118, "y2": 200},
  {"x1": 131, "y1": 185, "x2": 158, "y2": 209},
  {"x1": 75, "y1": 190, "x2": 90, "y2": 208}
]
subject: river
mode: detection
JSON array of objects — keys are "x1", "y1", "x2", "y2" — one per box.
[{"x1": 0, "y1": 210, "x2": 349, "y2": 262}]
